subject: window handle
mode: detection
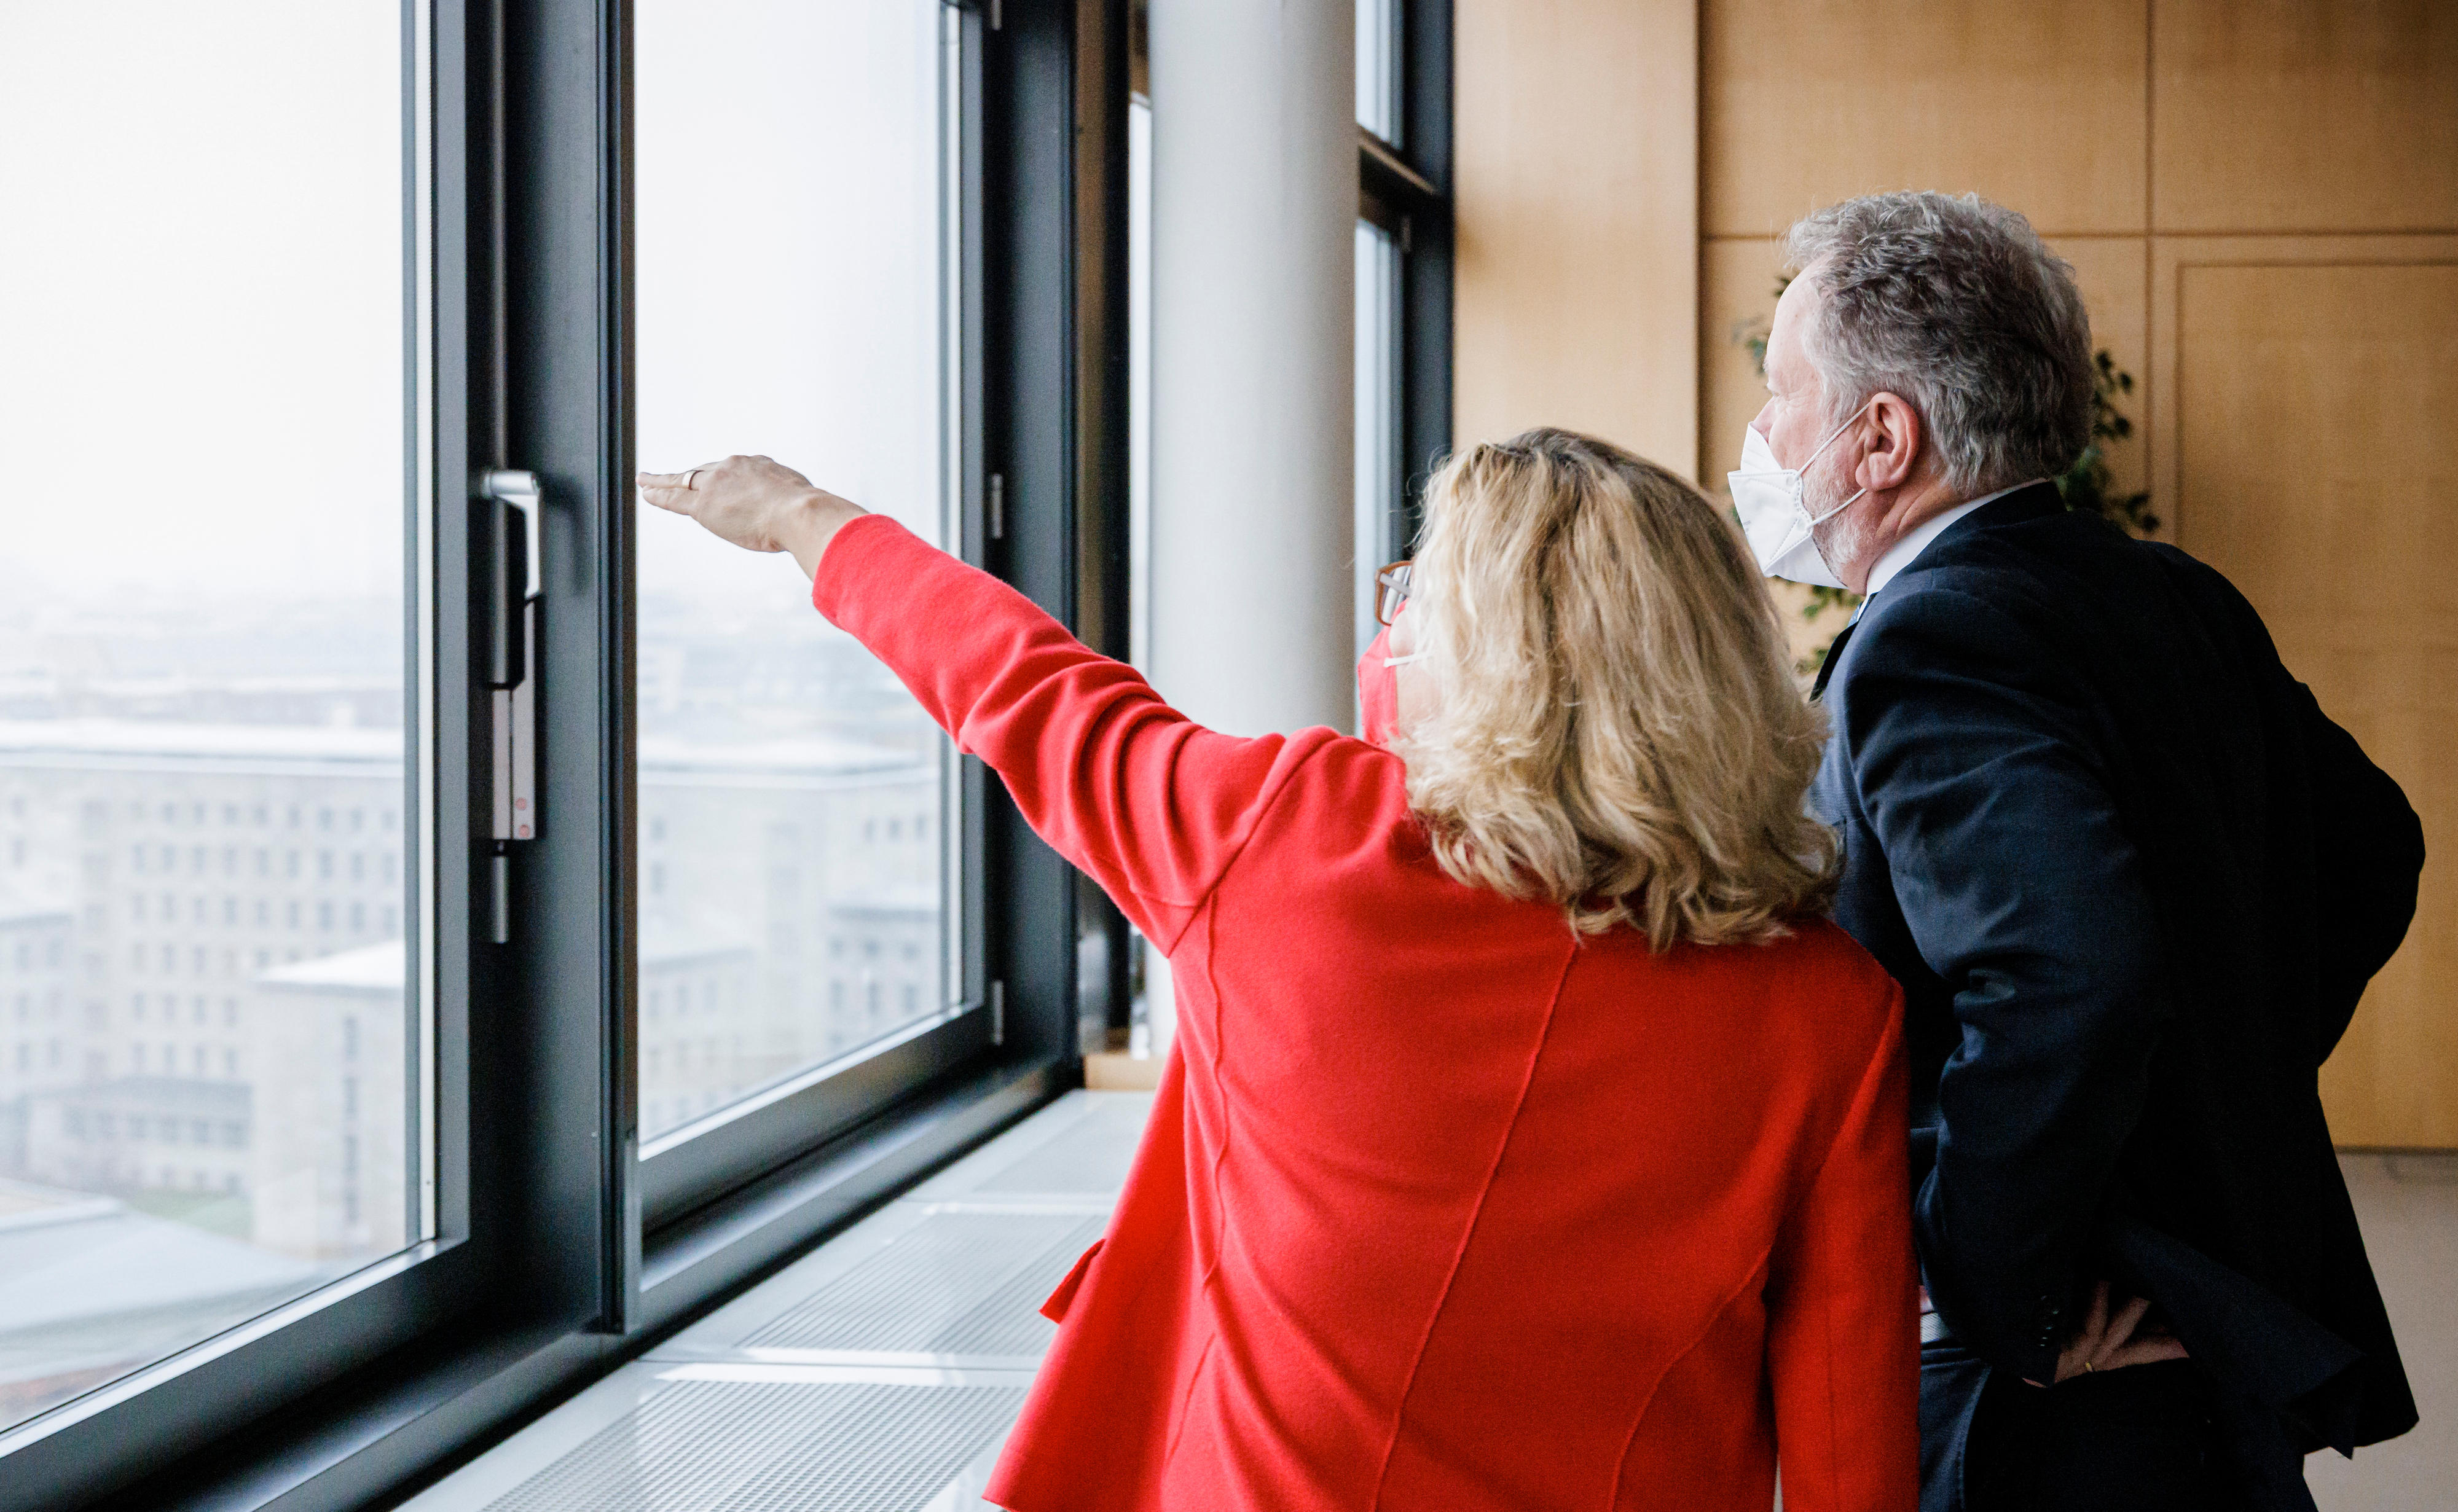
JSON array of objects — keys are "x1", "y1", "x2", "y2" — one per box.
[
  {"x1": 485, "y1": 468, "x2": 543, "y2": 601},
  {"x1": 482, "y1": 468, "x2": 541, "y2": 688},
  {"x1": 481, "y1": 470, "x2": 541, "y2": 944}
]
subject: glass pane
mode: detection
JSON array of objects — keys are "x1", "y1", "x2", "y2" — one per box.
[
  {"x1": 1354, "y1": 221, "x2": 1404, "y2": 657},
  {"x1": 635, "y1": 0, "x2": 953, "y2": 1146},
  {"x1": 1357, "y1": 0, "x2": 1402, "y2": 144},
  {"x1": 1129, "y1": 94, "x2": 1153, "y2": 672},
  {"x1": 0, "y1": 1, "x2": 423, "y2": 1432}
]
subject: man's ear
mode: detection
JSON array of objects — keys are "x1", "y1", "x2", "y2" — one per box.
[{"x1": 1856, "y1": 391, "x2": 1923, "y2": 493}]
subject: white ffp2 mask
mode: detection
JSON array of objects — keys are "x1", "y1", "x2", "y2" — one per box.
[{"x1": 1727, "y1": 404, "x2": 1872, "y2": 589}]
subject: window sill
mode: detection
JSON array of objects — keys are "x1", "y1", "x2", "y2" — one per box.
[{"x1": 58, "y1": 1056, "x2": 1067, "y2": 1512}]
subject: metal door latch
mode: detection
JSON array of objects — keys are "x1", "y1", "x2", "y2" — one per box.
[{"x1": 482, "y1": 469, "x2": 541, "y2": 942}]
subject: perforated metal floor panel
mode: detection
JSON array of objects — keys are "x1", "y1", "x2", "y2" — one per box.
[
  {"x1": 400, "y1": 1093, "x2": 1152, "y2": 1511},
  {"x1": 906, "y1": 1091, "x2": 1155, "y2": 1202},
  {"x1": 482, "y1": 1377, "x2": 1026, "y2": 1512},
  {"x1": 966, "y1": 1096, "x2": 1150, "y2": 1197},
  {"x1": 738, "y1": 1211, "x2": 1107, "y2": 1360}
]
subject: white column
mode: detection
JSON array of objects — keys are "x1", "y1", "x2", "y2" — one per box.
[
  {"x1": 1145, "y1": 0, "x2": 1356, "y2": 738},
  {"x1": 1136, "y1": 0, "x2": 1355, "y2": 1067}
]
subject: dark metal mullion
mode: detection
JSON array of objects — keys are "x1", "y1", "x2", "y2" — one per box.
[
  {"x1": 497, "y1": 0, "x2": 634, "y2": 1339},
  {"x1": 460, "y1": 0, "x2": 525, "y2": 1322},
  {"x1": 1073, "y1": 0, "x2": 1133, "y2": 1051},
  {"x1": 981, "y1": 0, "x2": 1089, "y2": 1070},
  {"x1": 602, "y1": 0, "x2": 643, "y2": 1342},
  {"x1": 1074, "y1": 0, "x2": 1132, "y2": 670},
  {"x1": 1396, "y1": 0, "x2": 1452, "y2": 545},
  {"x1": 1399, "y1": 0, "x2": 1451, "y2": 194},
  {"x1": 1357, "y1": 0, "x2": 1453, "y2": 549},
  {"x1": 956, "y1": 2, "x2": 993, "y2": 1020}
]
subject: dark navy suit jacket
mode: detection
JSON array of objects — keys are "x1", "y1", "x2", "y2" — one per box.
[{"x1": 1811, "y1": 484, "x2": 2421, "y2": 1510}]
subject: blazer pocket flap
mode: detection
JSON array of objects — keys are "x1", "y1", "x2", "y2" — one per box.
[
  {"x1": 2110, "y1": 1215, "x2": 2360, "y2": 1410},
  {"x1": 1040, "y1": 1237, "x2": 1105, "y2": 1323}
]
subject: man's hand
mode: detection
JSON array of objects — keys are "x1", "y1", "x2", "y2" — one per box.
[
  {"x1": 638, "y1": 455, "x2": 866, "y2": 579},
  {"x1": 2027, "y1": 1279, "x2": 2189, "y2": 1386}
]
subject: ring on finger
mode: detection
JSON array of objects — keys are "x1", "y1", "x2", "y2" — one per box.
[{"x1": 684, "y1": 468, "x2": 702, "y2": 490}]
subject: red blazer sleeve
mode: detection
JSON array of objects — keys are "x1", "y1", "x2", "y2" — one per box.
[
  {"x1": 1762, "y1": 984, "x2": 1918, "y2": 1512},
  {"x1": 811, "y1": 515, "x2": 1336, "y2": 951}
]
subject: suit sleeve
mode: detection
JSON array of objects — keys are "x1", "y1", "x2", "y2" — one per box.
[
  {"x1": 1839, "y1": 588, "x2": 2167, "y2": 1384},
  {"x1": 2289, "y1": 683, "x2": 2424, "y2": 1063},
  {"x1": 2197, "y1": 571, "x2": 2427, "y2": 1062},
  {"x1": 811, "y1": 515, "x2": 1331, "y2": 952},
  {"x1": 1764, "y1": 984, "x2": 1918, "y2": 1512}
]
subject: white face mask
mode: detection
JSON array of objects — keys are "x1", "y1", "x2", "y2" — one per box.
[{"x1": 1728, "y1": 402, "x2": 1872, "y2": 589}]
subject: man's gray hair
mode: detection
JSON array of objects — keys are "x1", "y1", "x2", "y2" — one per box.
[{"x1": 1781, "y1": 192, "x2": 2094, "y2": 497}]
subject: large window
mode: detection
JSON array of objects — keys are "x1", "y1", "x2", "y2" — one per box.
[
  {"x1": 632, "y1": 0, "x2": 962, "y2": 1155},
  {"x1": 1356, "y1": 0, "x2": 1403, "y2": 145},
  {"x1": 1353, "y1": 0, "x2": 1451, "y2": 647},
  {"x1": 0, "y1": 0, "x2": 1176, "y2": 1503},
  {"x1": 0, "y1": 0, "x2": 428, "y2": 1437},
  {"x1": 1354, "y1": 222, "x2": 1404, "y2": 654}
]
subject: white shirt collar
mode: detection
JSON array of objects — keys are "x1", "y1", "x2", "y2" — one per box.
[{"x1": 1861, "y1": 480, "x2": 2044, "y2": 600}]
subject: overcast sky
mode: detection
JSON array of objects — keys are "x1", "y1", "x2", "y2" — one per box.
[
  {"x1": 0, "y1": 0, "x2": 947, "y2": 621},
  {"x1": 0, "y1": 2, "x2": 404, "y2": 611},
  {"x1": 635, "y1": 0, "x2": 945, "y2": 607}
]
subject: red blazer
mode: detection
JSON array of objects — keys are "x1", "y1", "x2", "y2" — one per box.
[{"x1": 814, "y1": 517, "x2": 1917, "y2": 1512}]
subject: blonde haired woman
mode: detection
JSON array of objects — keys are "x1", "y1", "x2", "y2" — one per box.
[{"x1": 642, "y1": 427, "x2": 1915, "y2": 1512}]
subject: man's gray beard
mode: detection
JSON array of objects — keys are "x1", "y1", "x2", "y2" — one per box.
[
  {"x1": 1810, "y1": 514, "x2": 1869, "y2": 586},
  {"x1": 1805, "y1": 477, "x2": 1874, "y2": 589}
]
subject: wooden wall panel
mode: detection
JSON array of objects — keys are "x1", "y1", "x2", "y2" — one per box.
[
  {"x1": 1702, "y1": 0, "x2": 2149, "y2": 238},
  {"x1": 1699, "y1": 237, "x2": 1784, "y2": 497},
  {"x1": 2052, "y1": 237, "x2": 2153, "y2": 512},
  {"x1": 1455, "y1": 0, "x2": 1697, "y2": 477},
  {"x1": 2162, "y1": 251, "x2": 2458, "y2": 1147},
  {"x1": 2153, "y1": 0, "x2": 2458, "y2": 234}
]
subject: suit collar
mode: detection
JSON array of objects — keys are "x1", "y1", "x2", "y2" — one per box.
[
  {"x1": 1864, "y1": 480, "x2": 2065, "y2": 595},
  {"x1": 1864, "y1": 480, "x2": 2039, "y2": 597},
  {"x1": 1813, "y1": 482, "x2": 2064, "y2": 703},
  {"x1": 1811, "y1": 619, "x2": 1855, "y2": 701},
  {"x1": 1938, "y1": 478, "x2": 2065, "y2": 542}
]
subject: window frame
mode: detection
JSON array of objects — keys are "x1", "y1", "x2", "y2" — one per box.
[
  {"x1": 627, "y1": 0, "x2": 999, "y2": 1236},
  {"x1": 0, "y1": 1, "x2": 482, "y2": 1501},
  {"x1": 0, "y1": 1, "x2": 1123, "y2": 1506},
  {"x1": 1354, "y1": 0, "x2": 1453, "y2": 554}
]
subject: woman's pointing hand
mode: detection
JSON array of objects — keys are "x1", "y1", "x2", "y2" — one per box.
[{"x1": 639, "y1": 454, "x2": 866, "y2": 579}]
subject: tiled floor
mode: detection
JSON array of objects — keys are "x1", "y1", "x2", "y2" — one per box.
[
  {"x1": 398, "y1": 1100, "x2": 2452, "y2": 1510},
  {"x1": 2311, "y1": 1153, "x2": 2458, "y2": 1511}
]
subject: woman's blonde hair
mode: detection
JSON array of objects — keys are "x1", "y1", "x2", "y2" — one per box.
[{"x1": 1392, "y1": 427, "x2": 1837, "y2": 949}]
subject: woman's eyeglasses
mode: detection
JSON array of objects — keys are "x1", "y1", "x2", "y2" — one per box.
[{"x1": 1374, "y1": 561, "x2": 1413, "y2": 627}]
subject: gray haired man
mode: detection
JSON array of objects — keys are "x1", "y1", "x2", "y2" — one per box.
[{"x1": 1740, "y1": 192, "x2": 2422, "y2": 1511}]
